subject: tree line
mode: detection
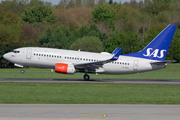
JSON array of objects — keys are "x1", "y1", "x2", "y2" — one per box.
[{"x1": 0, "y1": 0, "x2": 180, "y2": 68}]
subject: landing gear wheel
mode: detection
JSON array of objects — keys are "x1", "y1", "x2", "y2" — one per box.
[
  {"x1": 84, "y1": 75, "x2": 90, "y2": 80},
  {"x1": 21, "y1": 70, "x2": 25, "y2": 74}
]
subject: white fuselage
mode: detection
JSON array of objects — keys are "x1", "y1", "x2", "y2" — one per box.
[{"x1": 3, "y1": 47, "x2": 166, "y2": 75}]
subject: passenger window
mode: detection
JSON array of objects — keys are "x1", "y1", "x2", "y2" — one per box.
[
  {"x1": 34, "y1": 54, "x2": 35, "y2": 56},
  {"x1": 44, "y1": 55, "x2": 46, "y2": 57},
  {"x1": 117, "y1": 62, "x2": 119, "y2": 64},
  {"x1": 122, "y1": 63, "x2": 124, "y2": 65},
  {"x1": 60, "y1": 56, "x2": 61, "y2": 58},
  {"x1": 67, "y1": 57, "x2": 69, "y2": 59},
  {"x1": 72, "y1": 57, "x2": 74, "y2": 59},
  {"x1": 70, "y1": 57, "x2": 71, "y2": 59},
  {"x1": 86, "y1": 59, "x2": 88, "y2": 61},
  {"x1": 77, "y1": 58, "x2": 79, "y2": 60},
  {"x1": 57, "y1": 56, "x2": 59, "y2": 58}
]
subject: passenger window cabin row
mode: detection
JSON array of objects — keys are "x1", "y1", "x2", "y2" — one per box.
[
  {"x1": 34, "y1": 53, "x2": 61, "y2": 58},
  {"x1": 33, "y1": 53, "x2": 129, "y2": 65}
]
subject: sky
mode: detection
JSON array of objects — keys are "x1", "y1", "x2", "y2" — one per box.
[{"x1": 43, "y1": 0, "x2": 143, "y2": 5}]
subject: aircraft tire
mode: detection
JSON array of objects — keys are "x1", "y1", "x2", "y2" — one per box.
[
  {"x1": 84, "y1": 75, "x2": 90, "y2": 80},
  {"x1": 21, "y1": 70, "x2": 25, "y2": 74}
]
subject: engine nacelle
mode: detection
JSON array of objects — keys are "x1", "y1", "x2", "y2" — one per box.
[{"x1": 55, "y1": 63, "x2": 75, "y2": 74}]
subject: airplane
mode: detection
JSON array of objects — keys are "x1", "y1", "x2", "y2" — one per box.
[{"x1": 3, "y1": 24, "x2": 177, "y2": 80}]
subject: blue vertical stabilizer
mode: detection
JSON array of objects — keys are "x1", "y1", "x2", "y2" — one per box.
[{"x1": 123, "y1": 24, "x2": 177, "y2": 61}]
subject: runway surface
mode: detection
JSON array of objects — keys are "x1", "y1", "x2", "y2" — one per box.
[
  {"x1": 0, "y1": 78, "x2": 180, "y2": 84},
  {"x1": 1, "y1": 79, "x2": 179, "y2": 120},
  {"x1": 0, "y1": 104, "x2": 180, "y2": 120}
]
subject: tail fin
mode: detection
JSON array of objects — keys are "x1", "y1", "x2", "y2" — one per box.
[{"x1": 123, "y1": 24, "x2": 177, "y2": 61}]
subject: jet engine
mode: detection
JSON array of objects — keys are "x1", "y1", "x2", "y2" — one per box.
[{"x1": 55, "y1": 63, "x2": 75, "y2": 74}]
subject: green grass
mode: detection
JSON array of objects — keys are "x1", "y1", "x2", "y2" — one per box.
[
  {"x1": 0, "y1": 64, "x2": 179, "y2": 104},
  {"x1": 0, "y1": 63, "x2": 180, "y2": 79},
  {"x1": 0, "y1": 83, "x2": 180, "y2": 104}
]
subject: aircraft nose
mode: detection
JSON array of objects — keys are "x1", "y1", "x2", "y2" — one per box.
[{"x1": 3, "y1": 53, "x2": 9, "y2": 60}]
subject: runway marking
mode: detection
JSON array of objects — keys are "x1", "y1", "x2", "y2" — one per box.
[
  {"x1": 0, "y1": 107, "x2": 107, "y2": 119},
  {"x1": 105, "y1": 114, "x2": 180, "y2": 119}
]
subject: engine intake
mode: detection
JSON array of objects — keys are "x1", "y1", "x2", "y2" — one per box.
[{"x1": 55, "y1": 63, "x2": 75, "y2": 74}]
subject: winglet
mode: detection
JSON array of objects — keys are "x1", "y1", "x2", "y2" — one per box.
[
  {"x1": 111, "y1": 47, "x2": 123, "y2": 60},
  {"x1": 111, "y1": 47, "x2": 119, "y2": 55}
]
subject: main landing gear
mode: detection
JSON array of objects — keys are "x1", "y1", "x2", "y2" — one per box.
[
  {"x1": 84, "y1": 74, "x2": 90, "y2": 80},
  {"x1": 84, "y1": 69, "x2": 90, "y2": 80}
]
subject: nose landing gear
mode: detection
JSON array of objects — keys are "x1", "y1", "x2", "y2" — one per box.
[{"x1": 21, "y1": 68, "x2": 25, "y2": 74}]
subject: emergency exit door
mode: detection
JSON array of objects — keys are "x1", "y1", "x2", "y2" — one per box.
[
  {"x1": 26, "y1": 49, "x2": 32, "y2": 59},
  {"x1": 133, "y1": 60, "x2": 138, "y2": 70}
]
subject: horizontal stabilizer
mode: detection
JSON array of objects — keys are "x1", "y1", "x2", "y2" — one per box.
[{"x1": 150, "y1": 60, "x2": 176, "y2": 65}]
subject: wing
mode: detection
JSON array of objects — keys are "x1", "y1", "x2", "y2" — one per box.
[{"x1": 73, "y1": 48, "x2": 123, "y2": 69}]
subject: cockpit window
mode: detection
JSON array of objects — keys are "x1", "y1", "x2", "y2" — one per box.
[{"x1": 12, "y1": 50, "x2": 20, "y2": 53}]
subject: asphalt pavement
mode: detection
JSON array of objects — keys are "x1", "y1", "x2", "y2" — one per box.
[
  {"x1": 0, "y1": 104, "x2": 180, "y2": 120},
  {"x1": 0, "y1": 78, "x2": 180, "y2": 84}
]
